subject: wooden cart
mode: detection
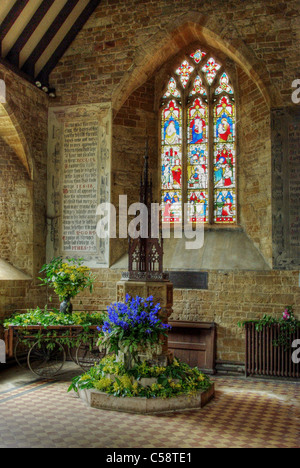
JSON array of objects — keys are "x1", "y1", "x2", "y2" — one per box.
[{"x1": 4, "y1": 324, "x2": 105, "y2": 378}]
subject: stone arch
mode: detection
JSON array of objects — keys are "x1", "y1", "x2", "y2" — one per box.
[
  {"x1": 0, "y1": 98, "x2": 32, "y2": 179},
  {"x1": 112, "y1": 12, "x2": 281, "y2": 116}
]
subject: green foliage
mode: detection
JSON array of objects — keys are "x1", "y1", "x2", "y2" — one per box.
[
  {"x1": 68, "y1": 354, "x2": 212, "y2": 399},
  {"x1": 3, "y1": 306, "x2": 107, "y2": 351},
  {"x1": 38, "y1": 256, "x2": 96, "y2": 300},
  {"x1": 238, "y1": 305, "x2": 299, "y2": 349}
]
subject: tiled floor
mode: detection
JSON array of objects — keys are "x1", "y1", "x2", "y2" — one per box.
[{"x1": 0, "y1": 364, "x2": 299, "y2": 448}]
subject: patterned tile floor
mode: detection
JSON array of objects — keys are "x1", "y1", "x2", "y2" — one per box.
[{"x1": 0, "y1": 364, "x2": 299, "y2": 448}]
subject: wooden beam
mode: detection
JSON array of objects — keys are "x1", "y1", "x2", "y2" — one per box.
[
  {"x1": 6, "y1": 0, "x2": 56, "y2": 68},
  {"x1": 21, "y1": 0, "x2": 81, "y2": 78},
  {"x1": 36, "y1": 0, "x2": 101, "y2": 84},
  {"x1": 0, "y1": 0, "x2": 31, "y2": 53}
]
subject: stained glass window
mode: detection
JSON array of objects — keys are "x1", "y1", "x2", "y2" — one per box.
[
  {"x1": 175, "y1": 60, "x2": 194, "y2": 88},
  {"x1": 189, "y1": 76, "x2": 206, "y2": 96},
  {"x1": 215, "y1": 72, "x2": 234, "y2": 95},
  {"x1": 161, "y1": 100, "x2": 182, "y2": 223},
  {"x1": 190, "y1": 49, "x2": 207, "y2": 64},
  {"x1": 201, "y1": 57, "x2": 221, "y2": 85},
  {"x1": 161, "y1": 48, "x2": 237, "y2": 226},
  {"x1": 163, "y1": 77, "x2": 181, "y2": 98}
]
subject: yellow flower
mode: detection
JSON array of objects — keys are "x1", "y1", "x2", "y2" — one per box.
[{"x1": 197, "y1": 374, "x2": 205, "y2": 382}]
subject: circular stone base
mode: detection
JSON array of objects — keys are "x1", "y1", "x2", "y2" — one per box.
[{"x1": 77, "y1": 384, "x2": 214, "y2": 414}]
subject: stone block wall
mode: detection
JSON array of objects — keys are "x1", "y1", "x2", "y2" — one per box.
[
  {"x1": 0, "y1": 65, "x2": 49, "y2": 332},
  {"x1": 2, "y1": 0, "x2": 299, "y2": 365},
  {"x1": 45, "y1": 0, "x2": 300, "y2": 365},
  {"x1": 49, "y1": 268, "x2": 300, "y2": 364},
  {"x1": 111, "y1": 77, "x2": 158, "y2": 263}
]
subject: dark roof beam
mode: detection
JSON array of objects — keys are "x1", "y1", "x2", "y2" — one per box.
[
  {"x1": 5, "y1": 0, "x2": 56, "y2": 69},
  {"x1": 21, "y1": 0, "x2": 81, "y2": 78},
  {"x1": 0, "y1": 0, "x2": 31, "y2": 55},
  {"x1": 36, "y1": 0, "x2": 101, "y2": 85}
]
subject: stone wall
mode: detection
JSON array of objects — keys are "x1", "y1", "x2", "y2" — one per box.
[
  {"x1": 111, "y1": 77, "x2": 158, "y2": 263},
  {"x1": 0, "y1": 64, "x2": 49, "y2": 332},
  {"x1": 50, "y1": 267, "x2": 300, "y2": 364},
  {"x1": 238, "y1": 68, "x2": 272, "y2": 265},
  {"x1": 49, "y1": 0, "x2": 299, "y2": 111},
  {"x1": 44, "y1": 0, "x2": 300, "y2": 365}
]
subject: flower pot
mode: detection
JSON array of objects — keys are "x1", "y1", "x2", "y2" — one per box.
[{"x1": 60, "y1": 297, "x2": 73, "y2": 314}]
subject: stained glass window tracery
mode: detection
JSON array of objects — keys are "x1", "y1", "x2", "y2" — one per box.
[
  {"x1": 201, "y1": 57, "x2": 221, "y2": 85},
  {"x1": 189, "y1": 76, "x2": 206, "y2": 96},
  {"x1": 215, "y1": 72, "x2": 234, "y2": 95},
  {"x1": 163, "y1": 77, "x2": 181, "y2": 98},
  {"x1": 161, "y1": 48, "x2": 237, "y2": 226},
  {"x1": 175, "y1": 60, "x2": 194, "y2": 88},
  {"x1": 190, "y1": 49, "x2": 207, "y2": 64}
]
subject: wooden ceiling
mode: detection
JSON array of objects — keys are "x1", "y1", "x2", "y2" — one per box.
[{"x1": 0, "y1": 0, "x2": 101, "y2": 95}]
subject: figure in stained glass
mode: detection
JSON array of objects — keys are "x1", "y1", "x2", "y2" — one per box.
[
  {"x1": 189, "y1": 191, "x2": 208, "y2": 221},
  {"x1": 188, "y1": 164, "x2": 207, "y2": 189},
  {"x1": 164, "y1": 118, "x2": 180, "y2": 145},
  {"x1": 217, "y1": 117, "x2": 233, "y2": 142},
  {"x1": 171, "y1": 159, "x2": 182, "y2": 188},
  {"x1": 188, "y1": 98, "x2": 207, "y2": 144},
  {"x1": 215, "y1": 190, "x2": 235, "y2": 222},
  {"x1": 189, "y1": 147, "x2": 207, "y2": 166},
  {"x1": 216, "y1": 145, "x2": 234, "y2": 166}
]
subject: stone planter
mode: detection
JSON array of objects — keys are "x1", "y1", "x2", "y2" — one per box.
[{"x1": 77, "y1": 384, "x2": 215, "y2": 414}]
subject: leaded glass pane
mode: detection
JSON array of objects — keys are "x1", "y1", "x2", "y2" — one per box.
[
  {"x1": 187, "y1": 98, "x2": 209, "y2": 223},
  {"x1": 162, "y1": 190, "x2": 181, "y2": 223},
  {"x1": 190, "y1": 49, "x2": 207, "y2": 64},
  {"x1": 175, "y1": 60, "x2": 194, "y2": 88},
  {"x1": 215, "y1": 72, "x2": 234, "y2": 95},
  {"x1": 202, "y1": 57, "x2": 221, "y2": 85},
  {"x1": 188, "y1": 190, "x2": 208, "y2": 223},
  {"x1": 189, "y1": 75, "x2": 206, "y2": 96},
  {"x1": 161, "y1": 100, "x2": 182, "y2": 223},
  {"x1": 163, "y1": 77, "x2": 181, "y2": 98},
  {"x1": 213, "y1": 96, "x2": 236, "y2": 223}
]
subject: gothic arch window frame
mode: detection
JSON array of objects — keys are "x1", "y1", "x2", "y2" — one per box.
[{"x1": 160, "y1": 45, "x2": 238, "y2": 227}]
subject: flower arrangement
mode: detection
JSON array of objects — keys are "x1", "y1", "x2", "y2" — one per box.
[
  {"x1": 3, "y1": 306, "x2": 107, "y2": 351},
  {"x1": 39, "y1": 257, "x2": 96, "y2": 312},
  {"x1": 3, "y1": 306, "x2": 106, "y2": 329},
  {"x1": 97, "y1": 295, "x2": 171, "y2": 368},
  {"x1": 68, "y1": 354, "x2": 212, "y2": 399},
  {"x1": 238, "y1": 305, "x2": 299, "y2": 349}
]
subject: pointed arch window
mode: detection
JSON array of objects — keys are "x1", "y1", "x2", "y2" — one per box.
[{"x1": 161, "y1": 48, "x2": 237, "y2": 225}]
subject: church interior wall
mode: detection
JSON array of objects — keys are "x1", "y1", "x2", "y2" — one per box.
[
  {"x1": 0, "y1": 0, "x2": 299, "y2": 365},
  {"x1": 0, "y1": 64, "x2": 48, "y2": 332}
]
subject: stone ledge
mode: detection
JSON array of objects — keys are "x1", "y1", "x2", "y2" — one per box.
[{"x1": 78, "y1": 383, "x2": 214, "y2": 414}]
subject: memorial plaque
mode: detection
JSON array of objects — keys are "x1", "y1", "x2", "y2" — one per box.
[
  {"x1": 166, "y1": 271, "x2": 208, "y2": 289},
  {"x1": 47, "y1": 103, "x2": 111, "y2": 267},
  {"x1": 272, "y1": 107, "x2": 300, "y2": 269}
]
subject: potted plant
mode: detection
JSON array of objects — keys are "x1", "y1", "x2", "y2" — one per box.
[
  {"x1": 39, "y1": 257, "x2": 95, "y2": 313},
  {"x1": 97, "y1": 295, "x2": 171, "y2": 370}
]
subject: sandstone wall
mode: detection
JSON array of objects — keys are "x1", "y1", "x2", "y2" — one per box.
[
  {"x1": 0, "y1": 65, "x2": 49, "y2": 331},
  {"x1": 45, "y1": 0, "x2": 300, "y2": 364}
]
